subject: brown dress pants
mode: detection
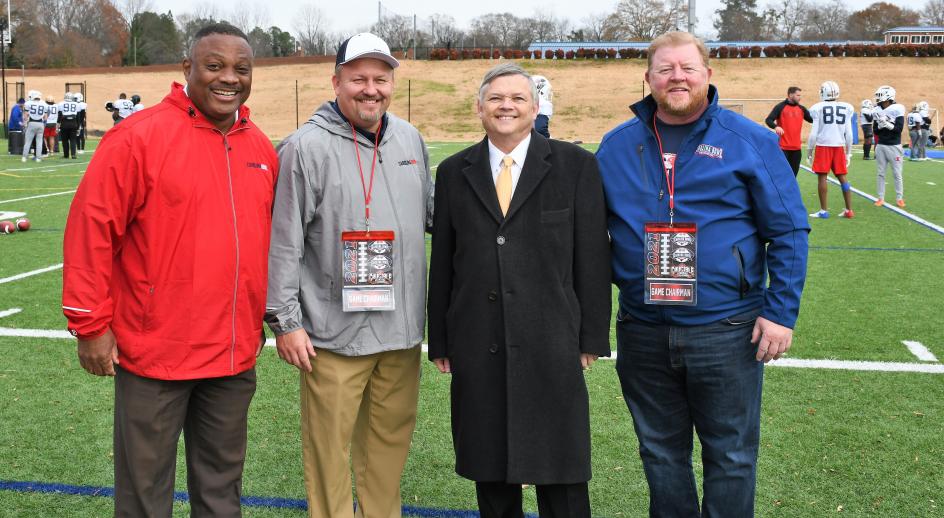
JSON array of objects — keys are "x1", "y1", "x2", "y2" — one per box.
[{"x1": 113, "y1": 366, "x2": 256, "y2": 517}]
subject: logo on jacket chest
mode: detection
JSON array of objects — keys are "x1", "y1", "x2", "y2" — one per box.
[
  {"x1": 398, "y1": 159, "x2": 418, "y2": 167},
  {"x1": 246, "y1": 162, "x2": 269, "y2": 171},
  {"x1": 695, "y1": 144, "x2": 723, "y2": 160}
]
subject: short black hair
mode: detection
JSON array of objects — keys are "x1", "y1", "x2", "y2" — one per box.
[
  {"x1": 190, "y1": 23, "x2": 250, "y2": 58},
  {"x1": 787, "y1": 86, "x2": 801, "y2": 95}
]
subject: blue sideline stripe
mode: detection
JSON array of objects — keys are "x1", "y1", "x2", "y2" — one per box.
[
  {"x1": 810, "y1": 245, "x2": 944, "y2": 253},
  {"x1": 0, "y1": 479, "x2": 539, "y2": 517}
]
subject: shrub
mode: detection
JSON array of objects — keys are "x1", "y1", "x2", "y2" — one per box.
[
  {"x1": 738, "y1": 46, "x2": 751, "y2": 58},
  {"x1": 545, "y1": 49, "x2": 554, "y2": 59},
  {"x1": 875, "y1": 45, "x2": 889, "y2": 57},
  {"x1": 492, "y1": 49, "x2": 501, "y2": 59},
  {"x1": 608, "y1": 48, "x2": 617, "y2": 59},
  {"x1": 595, "y1": 48, "x2": 607, "y2": 59},
  {"x1": 717, "y1": 46, "x2": 729, "y2": 58},
  {"x1": 565, "y1": 50, "x2": 575, "y2": 59},
  {"x1": 449, "y1": 49, "x2": 459, "y2": 60},
  {"x1": 555, "y1": 49, "x2": 565, "y2": 59},
  {"x1": 709, "y1": 48, "x2": 718, "y2": 58},
  {"x1": 749, "y1": 45, "x2": 762, "y2": 57},
  {"x1": 472, "y1": 48, "x2": 482, "y2": 59},
  {"x1": 764, "y1": 45, "x2": 782, "y2": 57},
  {"x1": 830, "y1": 45, "x2": 843, "y2": 57}
]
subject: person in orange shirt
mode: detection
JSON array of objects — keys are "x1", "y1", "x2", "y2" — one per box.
[{"x1": 765, "y1": 86, "x2": 813, "y2": 177}]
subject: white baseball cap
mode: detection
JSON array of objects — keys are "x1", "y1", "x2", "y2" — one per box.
[{"x1": 336, "y1": 33, "x2": 399, "y2": 69}]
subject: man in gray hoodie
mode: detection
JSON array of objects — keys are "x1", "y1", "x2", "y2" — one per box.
[{"x1": 265, "y1": 33, "x2": 433, "y2": 518}]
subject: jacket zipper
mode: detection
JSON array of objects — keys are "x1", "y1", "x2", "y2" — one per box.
[
  {"x1": 375, "y1": 138, "x2": 411, "y2": 344},
  {"x1": 221, "y1": 131, "x2": 239, "y2": 374}
]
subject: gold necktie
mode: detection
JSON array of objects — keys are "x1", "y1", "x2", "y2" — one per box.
[{"x1": 496, "y1": 155, "x2": 513, "y2": 215}]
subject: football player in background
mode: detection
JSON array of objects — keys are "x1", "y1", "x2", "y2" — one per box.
[
  {"x1": 74, "y1": 92, "x2": 87, "y2": 153},
  {"x1": 917, "y1": 100, "x2": 931, "y2": 160},
  {"x1": 113, "y1": 92, "x2": 134, "y2": 124},
  {"x1": 907, "y1": 105, "x2": 922, "y2": 161},
  {"x1": 872, "y1": 85, "x2": 906, "y2": 208},
  {"x1": 532, "y1": 74, "x2": 553, "y2": 138},
  {"x1": 131, "y1": 94, "x2": 145, "y2": 114},
  {"x1": 807, "y1": 81, "x2": 854, "y2": 219},
  {"x1": 44, "y1": 95, "x2": 59, "y2": 157},
  {"x1": 57, "y1": 93, "x2": 81, "y2": 159},
  {"x1": 860, "y1": 99, "x2": 875, "y2": 160},
  {"x1": 22, "y1": 90, "x2": 47, "y2": 162}
]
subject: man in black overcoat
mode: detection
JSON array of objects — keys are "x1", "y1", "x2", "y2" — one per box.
[{"x1": 427, "y1": 62, "x2": 612, "y2": 518}]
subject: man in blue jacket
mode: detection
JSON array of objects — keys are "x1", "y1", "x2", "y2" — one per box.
[{"x1": 596, "y1": 31, "x2": 810, "y2": 517}]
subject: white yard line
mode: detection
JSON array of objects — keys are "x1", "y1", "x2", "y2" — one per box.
[
  {"x1": 902, "y1": 340, "x2": 939, "y2": 362},
  {"x1": 0, "y1": 308, "x2": 22, "y2": 318},
  {"x1": 6, "y1": 334, "x2": 940, "y2": 375},
  {"x1": 0, "y1": 264, "x2": 63, "y2": 285},
  {"x1": 801, "y1": 165, "x2": 944, "y2": 235},
  {"x1": 0, "y1": 190, "x2": 76, "y2": 205}
]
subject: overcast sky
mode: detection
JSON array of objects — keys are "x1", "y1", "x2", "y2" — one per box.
[{"x1": 154, "y1": 0, "x2": 911, "y2": 40}]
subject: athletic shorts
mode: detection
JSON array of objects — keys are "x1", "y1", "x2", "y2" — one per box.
[
  {"x1": 861, "y1": 134, "x2": 873, "y2": 145},
  {"x1": 812, "y1": 146, "x2": 847, "y2": 175},
  {"x1": 43, "y1": 125, "x2": 57, "y2": 138}
]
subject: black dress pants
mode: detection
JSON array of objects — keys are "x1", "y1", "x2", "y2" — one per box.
[{"x1": 475, "y1": 481, "x2": 590, "y2": 518}]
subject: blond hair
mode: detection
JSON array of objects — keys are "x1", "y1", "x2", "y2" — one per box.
[{"x1": 647, "y1": 31, "x2": 709, "y2": 70}]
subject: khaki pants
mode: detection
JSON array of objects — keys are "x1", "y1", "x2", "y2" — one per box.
[{"x1": 300, "y1": 345, "x2": 421, "y2": 518}]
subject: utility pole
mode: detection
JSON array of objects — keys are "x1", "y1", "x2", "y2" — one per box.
[
  {"x1": 688, "y1": 0, "x2": 696, "y2": 34},
  {"x1": 1, "y1": 19, "x2": 7, "y2": 137}
]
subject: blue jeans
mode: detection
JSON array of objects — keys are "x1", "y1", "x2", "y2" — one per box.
[{"x1": 615, "y1": 309, "x2": 764, "y2": 518}]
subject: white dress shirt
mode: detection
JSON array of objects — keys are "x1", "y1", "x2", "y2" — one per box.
[{"x1": 487, "y1": 134, "x2": 531, "y2": 197}]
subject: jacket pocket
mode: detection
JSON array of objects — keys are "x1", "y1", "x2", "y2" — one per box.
[
  {"x1": 732, "y1": 245, "x2": 750, "y2": 299},
  {"x1": 541, "y1": 207, "x2": 571, "y2": 223},
  {"x1": 141, "y1": 285, "x2": 155, "y2": 332}
]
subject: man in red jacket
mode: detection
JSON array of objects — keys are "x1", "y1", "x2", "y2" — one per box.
[
  {"x1": 62, "y1": 23, "x2": 277, "y2": 516},
  {"x1": 765, "y1": 86, "x2": 813, "y2": 177}
]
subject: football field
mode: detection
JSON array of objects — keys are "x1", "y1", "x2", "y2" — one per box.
[{"x1": 0, "y1": 140, "x2": 942, "y2": 517}]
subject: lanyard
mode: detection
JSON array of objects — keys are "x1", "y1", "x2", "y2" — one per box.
[
  {"x1": 350, "y1": 120, "x2": 382, "y2": 231},
  {"x1": 652, "y1": 113, "x2": 677, "y2": 226}
]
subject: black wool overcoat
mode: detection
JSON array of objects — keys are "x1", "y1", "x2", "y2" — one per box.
[{"x1": 427, "y1": 131, "x2": 612, "y2": 484}]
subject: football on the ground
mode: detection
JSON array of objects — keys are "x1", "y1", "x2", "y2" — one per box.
[
  {"x1": 15, "y1": 218, "x2": 30, "y2": 231},
  {"x1": 0, "y1": 220, "x2": 15, "y2": 234}
]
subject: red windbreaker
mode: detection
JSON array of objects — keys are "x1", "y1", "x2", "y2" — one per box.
[{"x1": 62, "y1": 83, "x2": 278, "y2": 380}]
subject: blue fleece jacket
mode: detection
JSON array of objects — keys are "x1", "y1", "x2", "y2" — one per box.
[{"x1": 596, "y1": 86, "x2": 810, "y2": 328}]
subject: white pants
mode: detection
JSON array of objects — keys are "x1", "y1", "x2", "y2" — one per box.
[
  {"x1": 875, "y1": 144, "x2": 904, "y2": 201},
  {"x1": 22, "y1": 121, "x2": 44, "y2": 159}
]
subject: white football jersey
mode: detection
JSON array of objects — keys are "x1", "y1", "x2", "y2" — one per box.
[
  {"x1": 808, "y1": 100, "x2": 854, "y2": 148},
  {"x1": 133, "y1": 103, "x2": 145, "y2": 113},
  {"x1": 874, "y1": 103, "x2": 906, "y2": 128},
  {"x1": 58, "y1": 100, "x2": 81, "y2": 118},
  {"x1": 78, "y1": 101, "x2": 87, "y2": 113},
  {"x1": 859, "y1": 107, "x2": 874, "y2": 126},
  {"x1": 115, "y1": 98, "x2": 135, "y2": 118},
  {"x1": 45, "y1": 103, "x2": 59, "y2": 124},
  {"x1": 538, "y1": 99, "x2": 553, "y2": 117},
  {"x1": 907, "y1": 112, "x2": 922, "y2": 128},
  {"x1": 23, "y1": 100, "x2": 47, "y2": 121}
]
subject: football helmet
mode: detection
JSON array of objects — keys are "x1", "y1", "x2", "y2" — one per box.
[
  {"x1": 45, "y1": 95, "x2": 54, "y2": 103},
  {"x1": 918, "y1": 100, "x2": 929, "y2": 112},
  {"x1": 28, "y1": 90, "x2": 41, "y2": 101},
  {"x1": 131, "y1": 94, "x2": 141, "y2": 105},
  {"x1": 874, "y1": 85, "x2": 896, "y2": 104},
  {"x1": 73, "y1": 92, "x2": 84, "y2": 103},
  {"x1": 861, "y1": 99, "x2": 873, "y2": 110},
  {"x1": 819, "y1": 81, "x2": 839, "y2": 101},
  {"x1": 531, "y1": 75, "x2": 552, "y2": 103},
  {"x1": 64, "y1": 92, "x2": 74, "y2": 102}
]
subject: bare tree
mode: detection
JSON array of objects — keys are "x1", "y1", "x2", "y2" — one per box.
[
  {"x1": 294, "y1": 4, "x2": 329, "y2": 55},
  {"x1": 530, "y1": 11, "x2": 560, "y2": 43},
  {"x1": 801, "y1": 0, "x2": 849, "y2": 40},
  {"x1": 372, "y1": 13, "x2": 413, "y2": 50},
  {"x1": 228, "y1": 1, "x2": 269, "y2": 34},
  {"x1": 613, "y1": 0, "x2": 684, "y2": 41},
  {"x1": 428, "y1": 14, "x2": 462, "y2": 47},
  {"x1": 111, "y1": 0, "x2": 153, "y2": 27},
  {"x1": 580, "y1": 12, "x2": 610, "y2": 41},
  {"x1": 760, "y1": 0, "x2": 809, "y2": 40},
  {"x1": 922, "y1": 0, "x2": 944, "y2": 25}
]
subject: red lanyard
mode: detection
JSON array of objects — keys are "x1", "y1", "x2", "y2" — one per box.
[
  {"x1": 351, "y1": 120, "x2": 382, "y2": 231},
  {"x1": 652, "y1": 113, "x2": 676, "y2": 225}
]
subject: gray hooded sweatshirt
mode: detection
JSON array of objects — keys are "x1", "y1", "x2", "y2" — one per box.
[{"x1": 265, "y1": 102, "x2": 433, "y2": 356}]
